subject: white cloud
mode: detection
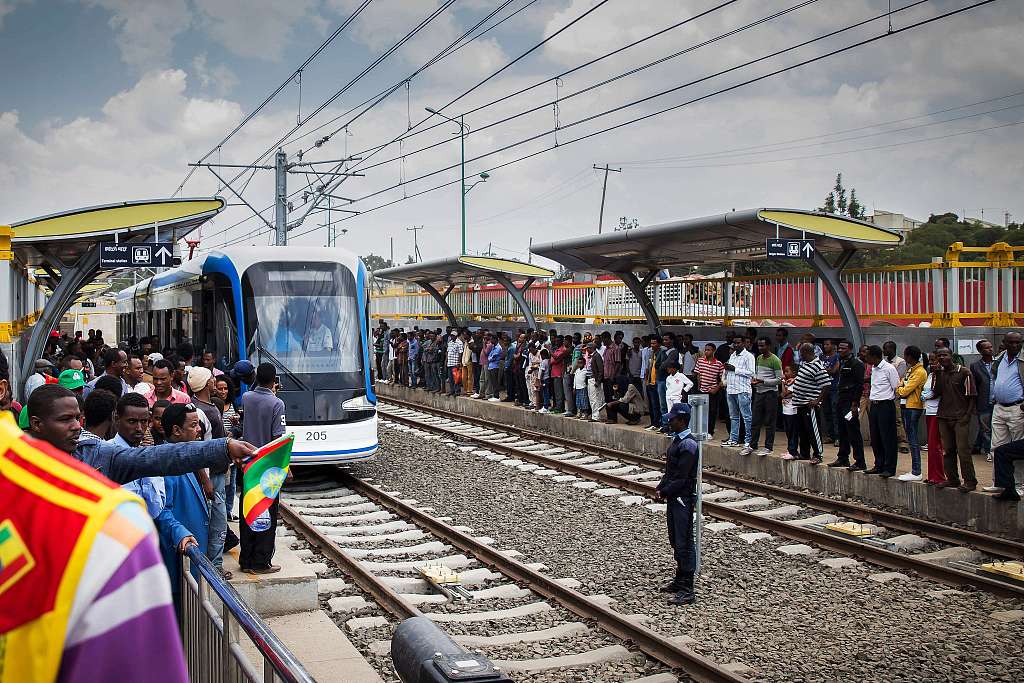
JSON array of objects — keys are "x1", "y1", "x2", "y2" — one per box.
[
  {"x1": 192, "y1": 53, "x2": 239, "y2": 95},
  {"x1": 82, "y1": 0, "x2": 191, "y2": 68},
  {"x1": 194, "y1": 0, "x2": 323, "y2": 61}
]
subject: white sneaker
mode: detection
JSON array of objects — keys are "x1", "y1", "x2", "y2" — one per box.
[
  {"x1": 487, "y1": 397, "x2": 501, "y2": 402},
  {"x1": 755, "y1": 448, "x2": 771, "y2": 456},
  {"x1": 982, "y1": 485, "x2": 1001, "y2": 492},
  {"x1": 721, "y1": 439, "x2": 737, "y2": 447},
  {"x1": 897, "y1": 472, "x2": 923, "y2": 482},
  {"x1": 739, "y1": 446, "x2": 753, "y2": 456},
  {"x1": 539, "y1": 408, "x2": 549, "y2": 414},
  {"x1": 986, "y1": 452, "x2": 994, "y2": 462},
  {"x1": 470, "y1": 393, "x2": 480, "y2": 399}
]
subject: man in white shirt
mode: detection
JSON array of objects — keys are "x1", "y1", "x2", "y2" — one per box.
[
  {"x1": 304, "y1": 309, "x2": 335, "y2": 352},
  {"x1": 723, "y1": 334, "x2": 756, "y2": 448},
  {"x1": 865, "y1": 345, "x2": 901, "y2": 476}
]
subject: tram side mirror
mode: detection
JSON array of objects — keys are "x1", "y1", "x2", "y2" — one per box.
[
  {"x1": 392, "y1": 617, "x2": 512, "y2": 683},
  {"x1": 687, "y1": 393, "x2": 709, "y2": 440}
]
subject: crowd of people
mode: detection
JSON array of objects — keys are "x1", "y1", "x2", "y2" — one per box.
[
  {"x1": 0, "y1": 330, "x2": 291, "y2": 682},
  {"x1": 373, "y1": 322, "x2": 1024, "y2": 501}
]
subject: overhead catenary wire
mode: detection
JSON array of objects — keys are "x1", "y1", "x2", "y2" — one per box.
[
  {"x1": 172, "y1": 0, "x2": 373, "y2": 196},
  {"x1": 610, "y1": 89, "x2": 1024, "y2": 165},
  {"x1": 348, "y1": 0, "x2": 823, "y2": 176},
  {"x1": 285, "y1": 0, "x2": 998, "y2": 243},
  {"x1": 202, "y1": 0, "x2": 535, "y2": 250},
  {"x1": 315, "y1": 0, "x2": 944, "y2": 208}
]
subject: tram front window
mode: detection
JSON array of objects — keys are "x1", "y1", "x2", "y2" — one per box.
[{"x1": 243, "y1": 263, "x2": 363, "y2": 390}]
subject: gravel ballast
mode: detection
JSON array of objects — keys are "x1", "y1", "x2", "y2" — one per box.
[{"x1": 334, "y1": 421, "x2": 1024, "y2": 682}]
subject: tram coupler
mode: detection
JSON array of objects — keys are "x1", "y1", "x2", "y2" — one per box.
[{"x1": 391, "y1": 617, "x2": 512, "y2": 683}]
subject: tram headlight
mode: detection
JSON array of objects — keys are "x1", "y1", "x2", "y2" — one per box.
[{"x1": 342, "y1": 395, "x2": 375, "y2": 411}]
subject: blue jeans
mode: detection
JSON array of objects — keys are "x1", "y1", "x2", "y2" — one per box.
[
  {"x1": 408, "y1": 358, "x2": 418, "y2": 386},
  {"x1": 902, "y1": 407, "x2": 923, "y2": 474},
  {"x1": 727, "y1": 392, "x2": 752, "y2": 444},
  {"x1": 207, "y1": 472, "x2": 227, "y2": 569},
  {"x1": 646, "y1": 385, "x2": 662, "y2": 427},
  {"x1": 656, "y1": 379, "x2": 668, "y2": 415}
]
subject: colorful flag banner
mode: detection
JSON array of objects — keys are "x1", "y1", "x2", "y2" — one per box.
[{"x1": 241, "y1": 434, "x2": 293, "y2": 527}]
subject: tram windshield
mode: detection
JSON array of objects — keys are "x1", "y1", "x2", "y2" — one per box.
[{"x1": 242, "y1": 262, "x2": 363, "y2": 387}]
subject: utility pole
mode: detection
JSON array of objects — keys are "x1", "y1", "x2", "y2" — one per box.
[
  {"x1": 594, "y1": 163, "x2": 621, "y2": 234},
  {"x1": 275, "y1": 148, "x2": 288, "y2": 246},
  {"x1": 407, "y1": 225, "x2": 423, "y2": 262},
  {"x1": 390, "y1": 237, "x2": 394, "y2": 267}
]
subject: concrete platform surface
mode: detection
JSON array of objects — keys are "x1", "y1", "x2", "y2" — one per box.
[
  {"x1": 240, "y1": 610, "x2": 384, "y2": 683},
  {"x1": 223, "y1": 527, "x2": 318, "y2": 616}
]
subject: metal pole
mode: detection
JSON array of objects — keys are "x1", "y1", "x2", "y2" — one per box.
[
  {"x1": 594, "y1": 164, "x2": 621, "y2": 234},
  {"x1": 275, "y1": 148, "x2": 288, "y2": 246},
  {"x1": 460, "y1": 115, "x2": 466, "y2": 256}
]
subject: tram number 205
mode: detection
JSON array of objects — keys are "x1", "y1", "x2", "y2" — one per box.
[{"x1": 305, "y1": 431, "x2": 328, "y2": 441}]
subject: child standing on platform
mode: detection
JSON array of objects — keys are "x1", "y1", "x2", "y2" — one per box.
[
  {"x1": 781, "y1": 364, "x2": 799, "y2": 458},
  {"x1": 573, "y1": 357, "x2": 590, "y2": 419}
]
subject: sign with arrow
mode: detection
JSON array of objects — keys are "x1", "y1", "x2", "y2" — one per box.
[
  {"x1": 100, "y1": 242, "x2": 179, "y2": 269},
  {"x1": 766, "y1": 238, "x2": 815, "y2": 260}
]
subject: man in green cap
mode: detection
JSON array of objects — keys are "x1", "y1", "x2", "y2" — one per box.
[{"x1": 59, "y1": 368, "x2": 86, "y2": 396}]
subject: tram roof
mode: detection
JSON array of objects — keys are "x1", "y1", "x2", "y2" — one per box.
[
  {"x1": 529, "y1": 208, "x2": 902, "y2": 273},
  {"x1": 374, "y1": 255, "x2": 554, "y2": 285}
]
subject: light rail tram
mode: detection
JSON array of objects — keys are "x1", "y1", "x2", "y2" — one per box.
[{"x1": 115, "y1": 245, "x2": 377, "y2": 464}]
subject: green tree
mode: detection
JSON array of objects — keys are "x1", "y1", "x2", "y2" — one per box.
[
  {"x1": 834, "y1": 173, "x2": 848, "y2": 215},
  {"x1": 821, "y1": 192, "x2": 837, "y2": 214},
  {"x1": 362, "y1": 253, "x2": 393, "y2": 271},
  {"x1": 848, "y1": 189, "x2": 864, "y2": 220}
]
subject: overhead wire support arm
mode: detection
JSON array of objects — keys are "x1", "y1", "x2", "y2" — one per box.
[{"x1": 203, "y1": 166, "x2": 276, "y2": 232}]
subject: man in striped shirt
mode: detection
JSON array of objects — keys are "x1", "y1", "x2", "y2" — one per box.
[
  {"x1": 784, "y1": 343, "x2": 831, "y2": 464},
  {"x1": 693, "y1": 344, "x2": 725, "y2": 437}
]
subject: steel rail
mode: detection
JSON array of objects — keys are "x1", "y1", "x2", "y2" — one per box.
[
  {"x1": 382, "y1": 397, "x2": 1024, "y2": 560},
  {"x1": 279, "y1": 503, "x2": 423, "y2": 621},
  {"x1": 379, "y1": 407, "x2": 1024, "y2": 599},
  {"x1": 336, "y1": 472, "x2": 748, "y2": 683}
]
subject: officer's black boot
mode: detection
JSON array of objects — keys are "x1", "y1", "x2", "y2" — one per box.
[
  {"x1": 669, "y1": 574, "x2": 696, "y2": 605},
  {"x1": 659, "y1": 567, "x2": 685, "y2": 593}
]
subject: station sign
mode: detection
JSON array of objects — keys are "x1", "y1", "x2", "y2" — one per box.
[
  {"x1": 100, "y1": 242, "x2": 179, "y2": 268},
  {"x1": 766, "y1": 238, "x2": 815, "y2": 260}
]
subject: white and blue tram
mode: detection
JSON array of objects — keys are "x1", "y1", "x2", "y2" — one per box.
[{"x1": 114, "y1": 246, "x2": 377, "y2": 464}]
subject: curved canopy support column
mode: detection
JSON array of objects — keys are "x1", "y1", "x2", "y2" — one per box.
[
  {"x1": 21, "y1": 246, "x2": 101, "y2": 392},
  {"x1": 613, "y1": 270, "x2": 661, "y2": 335},
  {"x1": 417, "y1": 281, "x2": 458, "y2": 328},
  {"x1": 490, "y1": 274, "x2": 539, "y2": 330},
  {"x1": 807, "y1": 247, "x2": 862, "y2": 350}
]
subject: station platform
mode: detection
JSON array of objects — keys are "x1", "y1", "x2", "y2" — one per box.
[
  {"x1": 376, "y1": 381, "x2": 1023, "y2": 539},
  {"x1": 224, "y1": 524, "x2": 384, "y2": 683}
]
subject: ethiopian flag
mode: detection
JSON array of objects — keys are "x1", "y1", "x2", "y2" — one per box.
[{"x1": 241, "y1": 434, "x2": 294, "y2": 527}]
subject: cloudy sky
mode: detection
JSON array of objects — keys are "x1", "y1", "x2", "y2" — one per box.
[{"x1": 1, "y1": 0, "x2": 1021, "y2": 268}]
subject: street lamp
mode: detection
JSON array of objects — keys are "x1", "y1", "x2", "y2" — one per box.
[{"x1": 426, "y1": 107, "x2": 490, "y2": 255}]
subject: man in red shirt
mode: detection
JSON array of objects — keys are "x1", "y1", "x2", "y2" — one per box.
[
  {"x1": 144, "y1": 359, "x2": 190, "y2": 407},
  {"x1": 694, "y1": 343, "x2": 725, "y2": 437}
]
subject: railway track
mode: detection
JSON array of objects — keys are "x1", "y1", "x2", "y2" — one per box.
[
  {"x1": 279, "y1": 473, "x2": 748, "y2": 683},
  {"x1": 378, "y1": 399, "x2": 1024, "y2": 599}
]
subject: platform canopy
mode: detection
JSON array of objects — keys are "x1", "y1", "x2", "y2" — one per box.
[
  {"x1": 8, "y1": 197, "x2": 225, "y2": 389},
  {"x1": 531, "y1": 208, "x2": 903, "y2": 347},
  {"x1": 374, "y1": 255, "x2": 554, "y2": 328}
]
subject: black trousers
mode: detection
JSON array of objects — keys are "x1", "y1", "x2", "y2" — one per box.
[
  {"x1": 238, "y1": 471, "x2": 278, "y2": 569},
  {"x1": 994, "y1": 438, "x2": 1024, "y2": 490},
  {"x1": 835, "y1": 399, "x2": 865, "y2": 466},
  {"x1": 868, "y1": 399, "x2": 898, "y2": 473},
  {"x1": 749, "y1": 391, "x2": 778, "y2": 450},
  {"x1": 515, "y1": 370, "x2": 529, "y2": 405},
  {"x1": 606, "y1": 402, "x2": 638, "y2": 423},
  {"x1": 666, "y1": 496, "x2": 696, "y2": 576},
  {"x1": 374, "y1": 352, "x2": 384, "y2": 381},
  {"x1": 504, "y1": 368, "x2": 517, "y2": 402},
  {"x1": 796, "y1": 405, "x2": 823, "y2": 459}
]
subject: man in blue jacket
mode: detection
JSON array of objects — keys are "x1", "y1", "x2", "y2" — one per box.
[
  {"x1": 159, "y1": 403, "x2": 212, "y2": 612},
  {"x1": 655, "y1": 402, "x2": 700, "y2": 606}
]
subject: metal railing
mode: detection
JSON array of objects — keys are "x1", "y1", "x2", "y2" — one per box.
[
  {"x1": 180, "y1": 546, "x2": 315, "y2": 683},
  {"x1": 370, "y1": 242, "x2": 1024, "y2": 328}
]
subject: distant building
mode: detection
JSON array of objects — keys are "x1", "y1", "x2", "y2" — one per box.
[{"x1": 866, "y1": 209, "x2": 924, "y2": 235}]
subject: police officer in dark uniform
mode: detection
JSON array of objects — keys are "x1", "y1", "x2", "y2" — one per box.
[{"x1": 656, "y1": 402, "x2": 700, "y2": 605}]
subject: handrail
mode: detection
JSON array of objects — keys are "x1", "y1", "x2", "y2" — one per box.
[{"x1": 182, "y1": 546, "x2": 315, "y2": 683}]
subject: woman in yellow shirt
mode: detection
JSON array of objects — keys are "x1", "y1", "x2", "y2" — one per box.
[{"x1": 896, "y1": 345, "x2": 928, "y2": 481}]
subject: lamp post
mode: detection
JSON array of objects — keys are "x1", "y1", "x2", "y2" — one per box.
[{"x1": 426, "y1": 107, "x2": 489, "y2": 256}]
